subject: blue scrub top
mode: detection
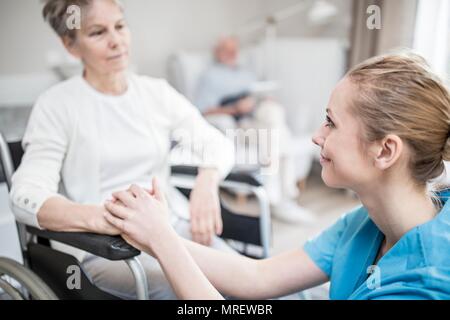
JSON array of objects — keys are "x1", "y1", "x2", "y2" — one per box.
[{"x1": 303, "y1": 189, "x2": 450, "y2": 300}]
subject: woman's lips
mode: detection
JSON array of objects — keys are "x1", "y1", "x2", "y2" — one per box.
[
  {"x1": 320, "y1": 153, "x2": 331, "y2": 165},
  {"x1": 107, "y1": 52, "x2": 127, "y2": 60}
]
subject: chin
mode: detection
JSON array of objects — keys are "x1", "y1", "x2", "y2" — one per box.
[
  {"x1": 109, "y1": 63, "x2": 129, "y2": 73},
  {"x1": 107, "y1": 58, "x2": 129, "y2": 71},
  {"x1": 321, "y1": 170, "x2": 342, "y2": 189}
]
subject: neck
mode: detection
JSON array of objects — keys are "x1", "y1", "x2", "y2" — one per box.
[
  {"x1": 83, "y1": 68, "x2": 128, "y2": 95},
  {"x1": 356, "y1": 179, "x2": 438, "y2": 250}
]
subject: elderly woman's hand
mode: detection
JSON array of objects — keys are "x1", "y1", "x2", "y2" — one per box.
[
  {"x1": 189, "y1": 168, "x2": 223, "y2": 246},
  {"x1": 103, "y1": 178, "x2": 172, "y2": 255},
  {"x1": 91, "y1": 206, "x2": 122, "y2": 236}
]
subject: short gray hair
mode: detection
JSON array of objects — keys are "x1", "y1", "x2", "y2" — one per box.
[{"x1": 42, "y1": 0, "x2": 122, "y2": 40}]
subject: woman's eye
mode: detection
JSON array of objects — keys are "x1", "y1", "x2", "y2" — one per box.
[
  {"x1": 116, "y1": 24, "x2": 124, "y2": 30},
  {"x1": 325, "y1": 115, "x2": 335, "y2": 128},
  {"x1": 90, "y1": 30, "x2": 104, "y2": 37}
]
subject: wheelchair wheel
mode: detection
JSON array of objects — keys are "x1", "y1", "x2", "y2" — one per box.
[{"x1": 0, "y1": 257, "x2": 58, "y2": 300}]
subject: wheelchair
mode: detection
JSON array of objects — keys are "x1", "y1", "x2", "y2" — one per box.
[
  {"x1": 0, "y1": 256, "x2": 57, "y2": 300},
  {"x1": 0, "y1": 131, "x2": 272, "y2": 300}
]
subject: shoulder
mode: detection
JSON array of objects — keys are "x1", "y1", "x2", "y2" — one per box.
[
  {"x1": 237, "y1": 65, "x2": 255, "y2": 76},
  {"x1": 418, "y1": 213, "x2": 450, "y2": 268},
  {"x1": 312, "y1": 205, "x2": 369, "y2": 242},
  {"x1": 38, "y1": 76, "x2": 84, "y2": 101},
  {"x1": 199, "y1": 64, "x2": 224, "y2": 79},
  {"x1": 339, "y1": 205, "x2": 369, "y2": 229},
  {"x1": 34, "y1": 76, "x2": 88, "y2": 112},
  {"x1": 31, "y1": 76, "x2": 85, "y2": 117},
  {"x1": 328, "y1": 205, "x2": 373, "y2": 245}
]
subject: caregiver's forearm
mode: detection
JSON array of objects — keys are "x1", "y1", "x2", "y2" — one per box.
[
  {"x1": 153, "y1": 228, "x2": 224, "y2": 300},
  {"x1": 185, "y1": 240, "x2": 329, "y2": 299},
  {"x1": 183, "y1": 239, "x2": 266, "y2": 299}
]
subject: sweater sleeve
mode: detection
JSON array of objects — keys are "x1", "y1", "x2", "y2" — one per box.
[
  {"x1": 162, "y1": 80, "x2": 235, "y2": 179},
  {"x1": 9, "y1": 92, "x2": 69, "y2": 228}
]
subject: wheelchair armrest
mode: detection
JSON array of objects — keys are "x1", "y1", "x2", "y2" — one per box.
[
  {"x1": 26, "y1": 226, "x2": 140, "y2": 261},
  {"x1": 171, "y1": 165, "x2": 263, "y2": 187}
]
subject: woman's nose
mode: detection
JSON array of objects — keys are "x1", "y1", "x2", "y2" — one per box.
[
  {"x1": 108, "y1": 31, "x2": 121, "y2": 49},
  {"x1": 312, "y1": 128, "x2": 325, "y2": 147}
]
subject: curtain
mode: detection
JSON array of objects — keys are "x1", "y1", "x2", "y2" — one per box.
[{"x1": 347, "y1": 0, "x2": 418, "y2": 69}]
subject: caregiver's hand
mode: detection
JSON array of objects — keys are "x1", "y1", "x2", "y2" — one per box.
[
  {"x1": 103, "y1": 178, "x2": 172, "y2": 255},
  {"x1": 189, "y1": 168, "x2": 222, "y2": 246}
]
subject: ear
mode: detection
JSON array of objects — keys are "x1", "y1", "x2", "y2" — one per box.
[
  {"x1": 61, "y1": 36, "x2": 81, "y2": 59},
  {"x1": 372, "y1": 134, "x2": 403, "y2": 170}
]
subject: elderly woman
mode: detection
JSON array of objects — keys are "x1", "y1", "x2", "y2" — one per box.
[
  {"x1": 106, "y1": 52, "x2": 450, "y2": 299},
  {"x1": 10, "y1": 0, "x2": 235, "y2": 299}
]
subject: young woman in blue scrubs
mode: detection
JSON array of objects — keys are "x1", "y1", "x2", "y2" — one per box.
[{"x1": 103, "y1": 53, "x2": 450, "y2": 300}]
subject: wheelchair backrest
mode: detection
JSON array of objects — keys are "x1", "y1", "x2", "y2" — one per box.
[{"x1": 0, "y1": 133, "x2": 23, "y2": 190}]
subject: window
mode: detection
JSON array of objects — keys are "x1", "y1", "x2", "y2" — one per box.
[{"x1": 413, "y1": 0, "x2": 450, "y2": 80}]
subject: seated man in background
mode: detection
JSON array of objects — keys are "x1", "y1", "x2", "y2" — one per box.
[{"x1": 195, "y1": 36, "x2": 314, "y2": 223}]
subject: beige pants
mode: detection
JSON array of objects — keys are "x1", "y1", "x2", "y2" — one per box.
[{"x1": 81, "y1": 216, "x2": 235, "y2": 300}]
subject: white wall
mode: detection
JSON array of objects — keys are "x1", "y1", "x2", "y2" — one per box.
[
  {"x1": 0, "y1": 0, "x2": 352, "y2": 78},
  {"x1": 0, "y1": 1, "x2": 63, "y2": 75}
]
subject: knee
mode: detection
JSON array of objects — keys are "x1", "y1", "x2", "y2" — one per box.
[
  {"x1": 148, "y1": 274, "x2": 178, "y2": 300},
  {"x1": 205, "y1": 114, "x2": 237, "y2": 133},
  {"x1": 144, "y1": 260, "x2": 178, "y2": 300}
]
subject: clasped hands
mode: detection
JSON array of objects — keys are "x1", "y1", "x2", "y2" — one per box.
[{"x1": 102, "y1": 170, "x2": 223, "y2": 252}]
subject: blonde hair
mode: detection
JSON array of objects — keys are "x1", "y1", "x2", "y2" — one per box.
[
  {"x1": 347, "y1": 52, "x2": 450, "y2": 185},
  {"x1": 42, "y1": 0, "x2": 122, "y2": 40}
]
